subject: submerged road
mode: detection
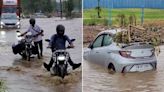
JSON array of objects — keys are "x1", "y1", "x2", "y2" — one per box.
[{"x1": 0, "y1": 18, "x2": 82, "y2": 92}]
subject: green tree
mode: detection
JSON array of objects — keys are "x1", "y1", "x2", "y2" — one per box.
[
  {"x1": 21, "y1": 0, "x2": 54, "y2": 14},
  {"x1": 65, "y1": 0, "x2": 74, "y2": 17}
]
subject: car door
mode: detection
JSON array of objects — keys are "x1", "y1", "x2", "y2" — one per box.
[
  {"x1": 89, "y1": 34, "x2": 104, "y2": 64},
  {"x1": 101, "y1": 34, "x2": 113, "y2": 66}
]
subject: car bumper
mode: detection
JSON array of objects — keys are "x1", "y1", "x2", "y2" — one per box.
[
  {"x1": 1, "y1": 24, "x2": 20, "y2": 29},
  {"x1": 121, "y1": 62, "x2": 157, "y2": 73},
  {"x1": 114, "y1": 56, "x2": 157, "y2": 73}
]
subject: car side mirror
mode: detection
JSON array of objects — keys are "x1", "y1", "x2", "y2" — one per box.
[{"x1": 88, "y1": 44, "x2": 93, "y2": 49}]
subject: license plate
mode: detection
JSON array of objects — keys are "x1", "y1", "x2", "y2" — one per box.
[
  {"x1": 130, "y1": 64, "x2": 153, "y2": 72},
  {"x1": 7, "y1": 25, "x2": 15, "y2": 28}
]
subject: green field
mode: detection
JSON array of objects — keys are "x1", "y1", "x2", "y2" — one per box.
[{"x1": 83, "y1": 8, "x2": 164, "y2": 26}]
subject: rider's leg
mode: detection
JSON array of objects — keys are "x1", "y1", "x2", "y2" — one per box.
[
  {"x1": 68, "y1": 57, "x2": 81, "y2": 70},
  {"x1": 34, "y1": 41, "x2": 40, "y2": 59},
  {"x1": 43, "y1": 58, "x2": 54, "y2": 71},
  {"x1": 38, "y1": 40, "x2": 43, "y2": 57},
  {"x1": 43, "y1": 49, "x2": 55, "y2": 71}
]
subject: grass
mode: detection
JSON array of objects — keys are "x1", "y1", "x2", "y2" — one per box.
[
  {"x1": 83, "y1": 8, "x2": 164, "y2": 26},
  {"x1": 0, "y1": 80, "x2": 7, "y2": 92}
]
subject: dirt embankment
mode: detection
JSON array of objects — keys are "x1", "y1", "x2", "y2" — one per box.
[
  {"x1": 83, "y1": 22, "x2": 164, "y2": 46},
  {"x1": 83, "y1": 25, "x2": 108, "y2": 44}
]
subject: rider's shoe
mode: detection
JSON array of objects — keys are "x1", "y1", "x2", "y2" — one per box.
[
  {"x1": 43, "y1": 63, "x2": 50, "y2": 71},
  {"x1": 38, "y1": 55, "x2": 41, "y2": 59},
  {"x1": 73, "y1": 63, "x2": 81, "y2": 70},
  {"x1": 40, "y1": 53, "x2": 43, "y2": 57}
]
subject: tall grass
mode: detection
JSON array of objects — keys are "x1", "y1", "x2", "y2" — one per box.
[{"x1": 0, "y1": 80, "x2": 7, "y2": 92}]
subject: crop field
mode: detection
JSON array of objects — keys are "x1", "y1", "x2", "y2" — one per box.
[{"x1": 83, "y1": 8, "x2": 164, "y2": 25}]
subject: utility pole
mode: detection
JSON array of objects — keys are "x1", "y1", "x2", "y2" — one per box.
[
  {"x1": 97, "y1": 0, "x2": 100, "y2": 18},
  {"x1": 141, "y1": 8, "x2": 144, "y2": 25},
  {"x1": 108, "y1": 0, "x2": 113, "y2": 26},
  {"x1": 60, "y1": 0, "x2": 63, "y2": 19}
]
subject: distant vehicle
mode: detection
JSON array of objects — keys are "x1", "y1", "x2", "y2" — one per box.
[
  {"x1": 84, "y1": 29, "x2": 157, "y2": 73},
  {"x1": 33, "y1": 12, "x2": 47, "y2": 18},
  {"x1": 0, "y1": 0, "x2": 21, "y2": 17},
  {"x1": 0, "y1": 13, "x2": 20, "y2": 28}
]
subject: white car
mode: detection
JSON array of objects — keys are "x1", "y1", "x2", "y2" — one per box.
[
  {"x1": 0, "y1": 13, "x2": 20, "y2": 29},
  {"x1": 84, "y1": 29, "x2": 157, "y2": 72}
]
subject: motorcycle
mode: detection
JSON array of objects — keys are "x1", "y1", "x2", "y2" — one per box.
[
  {"x1": 12, "y1": 31, "x2": 38, "y2": 61},
  {"x1": 45, "y1": 39, "x2": 75, "y2": 78}
]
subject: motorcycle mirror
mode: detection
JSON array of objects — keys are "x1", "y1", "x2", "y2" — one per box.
[
  {"x1": 71, "y1": 39, "x2": 75, "y2": 42},
  {"x1": 45, "y1": 39, "x2": 50, "y2": 42},
  {"x1": 16, "y1": 30, "x2": 20, "y2": 33}
]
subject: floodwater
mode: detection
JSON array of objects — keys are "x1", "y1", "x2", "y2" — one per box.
[
  {"x1": 83, "y1": 45, "x2": 164, "y2": 92},
  {"x1": 0, "y1": 18, "x2": 82, "y2": 92}
]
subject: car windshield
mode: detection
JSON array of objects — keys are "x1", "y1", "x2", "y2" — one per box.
[
  {"x1": 1, "y1": 14, "x2": 17, "y2": 19},
  {"x1": 35, "y1": 13, "x2": 44, "y2": 15}
]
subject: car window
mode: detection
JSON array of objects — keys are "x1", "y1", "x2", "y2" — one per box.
[
  {"x1": 92, "y1": 35, "x2": 103, "y2": 48},
  {"x1": 102, "y1": 34, "x2": 112, "y2": 46}
]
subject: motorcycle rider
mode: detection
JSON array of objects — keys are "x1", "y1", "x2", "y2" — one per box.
[
  {"x1": 19, "y1": 18, "x2": 43, "y2": 59},
  {"x1": 43, "y1": 24, "x2": 81, "y2": 71}
]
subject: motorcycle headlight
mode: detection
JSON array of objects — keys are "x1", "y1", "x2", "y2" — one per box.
[
  {"x1": 57, "y1": 55, "x2": 66, "y2": 61},
  {"x1": 16, "y1": 21, "x2": 20, "y2": 25},
  {"x1": 1, "y1": 22, "x2": 4, "y2": 25}
]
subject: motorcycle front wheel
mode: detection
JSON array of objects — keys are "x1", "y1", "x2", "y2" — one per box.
[
  {"x1": 26, "y1": 49, "x2": 31, "y2": 61},
  {"x1": 58, "y1": 64, "x2": 67, "y2": 79}
]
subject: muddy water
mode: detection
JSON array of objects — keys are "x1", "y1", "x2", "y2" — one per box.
[
  {"x1": 0, "y1": 18, "x2": 82, "y2": 92},
  {"x1": 83, "y1": 45, "x2": 164, "y2": 92}
]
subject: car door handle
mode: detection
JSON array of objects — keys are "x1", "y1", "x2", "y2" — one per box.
[{"x1": 96, "y1": 52, "x2": 99, "y2": 53}]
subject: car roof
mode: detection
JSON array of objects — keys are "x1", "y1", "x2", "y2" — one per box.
[{"x1": 98, "y1": 28, "x2": 126, "y2": 36}]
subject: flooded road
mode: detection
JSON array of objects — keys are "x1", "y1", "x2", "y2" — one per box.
[
  {"x1": 0, "y1": 18, "x2": 82, "y2": 92},
  {"x1": 83, "y1": 45, "x2": 164, "y2": 92}
]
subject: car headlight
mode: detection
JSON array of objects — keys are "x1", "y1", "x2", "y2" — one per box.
[
  {"x1": 57, "y1": 55, "x2": 66, "y2": 61},
  {"x1": 16, "y1": 22, "x2": 20, "y2": 25},
  {"x1": 1, "y1": 22, "x2": 4, "y2": 25}
]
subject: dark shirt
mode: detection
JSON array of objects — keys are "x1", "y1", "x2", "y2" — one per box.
[{"x1": 49, "y1": 34, "x2": 72, "y2": 50}]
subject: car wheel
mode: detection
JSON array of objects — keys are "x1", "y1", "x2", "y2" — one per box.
[{"x1": 108, "y1": 63, "x2": 116, "y2": 74}]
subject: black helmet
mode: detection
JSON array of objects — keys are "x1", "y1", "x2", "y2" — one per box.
[
  {"x1": 29, "y1": 18, "x2": 35, "y2": 26},
  {"x1": 56, "y1": 24, "x2": 65, "y2": 36}
]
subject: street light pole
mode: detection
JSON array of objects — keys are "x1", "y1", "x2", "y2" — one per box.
[
  {"x1": 60, "y1": 0, "x2": 63, "y2": 19},
  {"x1": 141, "y1": 0, "x2": 145, "y2": 25},
  {"x1": 108, "y1": 0, "x2": 113, "y2": 26}
]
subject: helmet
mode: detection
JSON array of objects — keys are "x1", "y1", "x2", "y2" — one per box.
[
  {"x1": 29, "y1": 18, "x2": 35, "y2": 26},
  {"x1": 56, "y1": 24, "x2": 65, "y2": 36}
]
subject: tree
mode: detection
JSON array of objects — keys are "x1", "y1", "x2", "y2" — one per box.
[
  {"x1": 21, "y1": 0, "x2": 54, "y2": 14},
  {"x1": 65, "y1": 0, "x2": 74, "y2": 17}
]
